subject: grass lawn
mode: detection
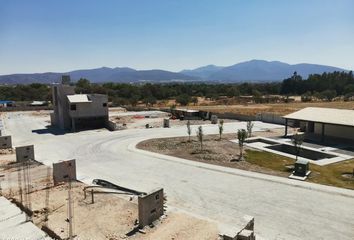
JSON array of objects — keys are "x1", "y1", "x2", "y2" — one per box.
[{"x1": 245, "y1": 150, "x2": 354, "y2": 190}]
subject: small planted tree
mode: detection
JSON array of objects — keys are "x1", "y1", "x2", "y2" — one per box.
[
  {"x1": 237, "y1": 129, "x2": 247, "y2": 160},
  {"x1": 186, "y1": 120, "x2": 191, "y2": 142},
  {"x1": 292, "y1": 131, "x2": 304, "y2": 161},
  {"x1": 196, "y1": 126, "x2": 204, "y2": 152},
  {"x1": 246, "y1": 121, "x2": 254, "y2": 138},
  {"x1": 218, "y1": 119, "x2": 224, "y2": 140}
]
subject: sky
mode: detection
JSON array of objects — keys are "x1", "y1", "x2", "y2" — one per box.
[{"x1": 0, "y1": 0, "x2": 353, "y2": 75}]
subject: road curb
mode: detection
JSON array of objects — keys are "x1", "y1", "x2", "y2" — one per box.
[{"x1": 129, "y1": 141, "x2": 354, "y2": 199}]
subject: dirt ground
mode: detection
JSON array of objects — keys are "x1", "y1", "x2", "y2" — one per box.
[
  {"x1": 0, "y1": 151, "x2": 219, "y2": 240},
  {"x1": 137, "y1": 129, "x2": 289, "y2": 178},
  {"x1": 137, "y1": 129, "x2": 354, "y2": 189}
]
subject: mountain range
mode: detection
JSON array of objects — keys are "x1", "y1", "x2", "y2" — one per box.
[{"x1": 0, "y1": 60, "x2": 348, "y2": 84}]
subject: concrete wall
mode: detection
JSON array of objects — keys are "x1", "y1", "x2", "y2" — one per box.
[
  {"x1": 257, "y1": 113, "x2": 285, "y2": 125},
  {"x1": 52, "y1": 84, "x2": 75, "y2": 129},
  {"x1": 138, "y1": 188, "x2": 164, "y2": 228},
  {"x1": 69, "y1": 94, "x2": 108, "y2": 119},
  {"x1": 314, "y1": 123, "x2": 354, "y2": 140},
  {"x1": 15, "y1": 145, "x2": 35, "y2": 162},
  {"x1": 52, "y1": 159, "x2": 77, "y2": 185},
  {"x1": 0, "y1": 136, "x2": 12, "y2": 149}
]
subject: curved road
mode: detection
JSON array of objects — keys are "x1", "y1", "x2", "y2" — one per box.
[{"x1": 2, "y1": 111, "x2": 354, "y2": 240}]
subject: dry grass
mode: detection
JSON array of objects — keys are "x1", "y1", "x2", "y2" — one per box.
[{"x1": 193, "y1": 101, "x2": 354, "y2": 116}]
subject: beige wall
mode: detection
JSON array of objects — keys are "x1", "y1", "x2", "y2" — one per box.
[
  {"x1": 69, "y1": 94, "x2": 108, "y2": 119},
  {"x1": 314, "y1": 123, "x2": 354, "y2": 140}
]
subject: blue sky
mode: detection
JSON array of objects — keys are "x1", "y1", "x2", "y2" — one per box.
[{"x1": 1, "y1": 0, "x2": 353, "y2": 74}]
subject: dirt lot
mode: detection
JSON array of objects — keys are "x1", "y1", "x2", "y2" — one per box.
[
  {"x1": 137, "y1": 131, "x2": 354, "y2": 190},
  {"x1": 137, "y1": 129, "x2": 289, "y2": 178},
  {"x1": 192, "y1": 101, "x2": 354, "y2": 116},
  {"x1": 0, "y1": 151, "x2": 219, "y2": 240}
]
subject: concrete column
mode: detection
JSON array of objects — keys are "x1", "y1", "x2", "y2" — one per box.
[{"x1": 321, "y1": 123, "x2": 325, "y2": 142}]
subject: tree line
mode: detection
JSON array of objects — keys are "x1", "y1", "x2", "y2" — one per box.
[{"x1": 0, "y1": 71, "x2": 353, "y2": 104}]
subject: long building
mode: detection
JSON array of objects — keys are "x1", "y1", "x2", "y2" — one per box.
[
  {"x1": 283, "y1": 107, "x2": 354, "y2": 142},
  {"x1": 51, "y1": 76, "x2": 108, "y2": 131}
]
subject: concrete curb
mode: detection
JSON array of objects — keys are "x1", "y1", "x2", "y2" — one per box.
[{"x1": 129, "y1": 140, "x2": 354, "y2": 199}]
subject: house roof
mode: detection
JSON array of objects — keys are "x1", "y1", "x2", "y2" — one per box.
[
  {"x1": 283, "y1": 107, "x2": 354, "y2": 127},
  {"x1": 67, "y1": 94, "x2": 92, "y2": 103}
]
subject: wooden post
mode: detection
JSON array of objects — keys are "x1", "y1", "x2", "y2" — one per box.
[{"x1": 91, "y1": 189, "x2": 94, "y2": 204}]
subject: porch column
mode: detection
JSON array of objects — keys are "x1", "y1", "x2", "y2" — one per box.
[
  {"x1": 284, "y1": 118, "x2": 288, "y2": 137},
  {"x1": 321, "y1": 123, "x2": 325, "y2": 142}
]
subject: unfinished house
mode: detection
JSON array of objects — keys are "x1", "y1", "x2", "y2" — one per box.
[
  {"x1": 283, "y1": 107, "x2": 354, "y2": 143},
  {"x1": 51, "y1": 76, "x2": 109, "y2": 131}
]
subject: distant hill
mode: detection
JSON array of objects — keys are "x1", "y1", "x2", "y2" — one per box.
[
  {"x1": 181, "y1": 60, "x2": 347, "y2": 82},
  {"x1": 180, "y1": 65, "x2": 223, "y2": 79},
  {"x1": 0, "y1": 67, "x2": 199, "y2": 84},
  {"x1": 0, "y1": 60, "x2": 348, "y2": 84}
]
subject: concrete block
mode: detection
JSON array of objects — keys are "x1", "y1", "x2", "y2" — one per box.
[
  {"x1": 138, "y1": 188, "x2": 164, "y2": 228},
  {"x1": 15, "y1": 145, "x2": 35, "y2": 162},
  {"x1": 211, "y1": 115, "x2": 218, "y2": 124},
  {"x1": 237, "y1": 229, "x2": 255, "y2": 240},
  {"x1": 52, "y1": 159, "x2": 77, "y2": 185},
  {"x1": 163, "y1": 118, "x2": 170, "y2": 128},
  {"x1": 0, "y1": 136, "x2": 12, "y2": 149}
]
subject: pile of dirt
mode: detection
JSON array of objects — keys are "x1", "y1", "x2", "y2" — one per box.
[{"x1": 0, "y1": 148, "x2": 14, "y2": 155}]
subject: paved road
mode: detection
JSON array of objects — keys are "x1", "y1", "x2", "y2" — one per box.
[{"x1": 2, "y1": 111, "x2": 354, "y2": 240}]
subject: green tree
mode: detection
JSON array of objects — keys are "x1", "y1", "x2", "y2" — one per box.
[
  {"x1": 176, "y1": 94, "x2": 191, "y2": 106},
  {"x1": 186, "y1": 120, "x2": 192, "y2": 142},
  {"x1": 196, "y1": 126, "x2": 204, "y2": 152},
  {"x1": 246, "y1": 121, "x2": 254, "y2": 138},
  {"x1": 191, "y1": 96, "x2": 198, "y2": 105},
  {"x1": 218, "y1": 119, "x2": 224, "y2": 140},
  {"x1": 292, "y1": 132, "x2": 304, "y2": 161},
  {"x1": 237, "y1": 129, "x2": 247, "y2": 160}
]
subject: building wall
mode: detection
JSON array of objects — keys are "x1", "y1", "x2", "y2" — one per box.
[
  {"x1": 314, "y1": 123, "x2": 354, "y2": 140},
  {"x1": 68, "y1": 94, "x2": 108, "y2": 119},
  {"x1": 52, "y1": 84, "x2": 75, "y2": 129}
]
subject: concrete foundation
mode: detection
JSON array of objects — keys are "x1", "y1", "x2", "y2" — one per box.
[
  {"x1": 0, "y1": 136, "x2": 12, "y2": 149},
  {"x1": 52, "y1": 159, "x2": 77, "y2": 185},
  {"x1": 138, "y1": 188, "x2": 164, "y2": 228},
  {"x1": 15, "y1": 145, "x2": 35, "y2": 162}
]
